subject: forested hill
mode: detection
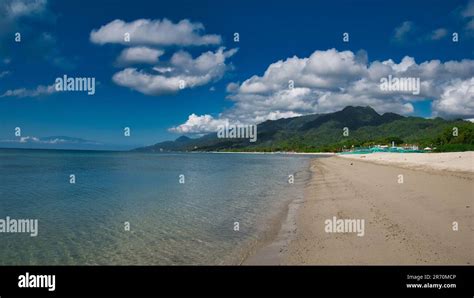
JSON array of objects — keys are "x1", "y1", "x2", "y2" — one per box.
[{"x1": 134, "y1": 106, "x2": 474, "y2": 153}]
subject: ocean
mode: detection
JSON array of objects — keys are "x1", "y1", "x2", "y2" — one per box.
[{"x1": 0, "y1": 149, "x2": 318, "y2": 265}]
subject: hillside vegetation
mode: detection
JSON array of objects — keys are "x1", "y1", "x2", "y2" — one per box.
[{"x1": 134, "y1": 106, "x2": 474, "y2": 153}]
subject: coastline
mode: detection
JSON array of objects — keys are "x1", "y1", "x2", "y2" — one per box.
[
  {"x1": 209, "y1": 151, "x2": 336, "y2": 156},
  {"x1": 242, "y1": 197, "x2": 303, "y2": 265},
  {"x1": 241, "y1": 157, "x2": 314, "y2": 265},
  {"x1": 245, "y1": 152, "x2": 474, "y2": 265}
]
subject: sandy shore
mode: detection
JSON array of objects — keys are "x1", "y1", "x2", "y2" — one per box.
[
  {"x1": 339, "y1": 151, "x2": 474, "y2": 173},
  {"x1": 245, "y1": 152, "x2": 473, "y2": 265}
]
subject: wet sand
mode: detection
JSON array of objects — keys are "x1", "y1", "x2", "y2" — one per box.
[{"x1": 245, "y1": 153, "x2": 474, "y2": 265}]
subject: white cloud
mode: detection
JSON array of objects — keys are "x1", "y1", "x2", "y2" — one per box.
[
  {"x1": 170, "y1": 47, "x2": 237, "y2": 76},
  {"x1": 153, "y1": 66, "x2": 173, "y2": 73},
  {"x1": 90, "y1": 19, "x2": 221, "y2": 46},
  {"x1": 238, "y1": 49, "x2": 366, "y2": 95},
  {"x1": 0, "y1": 136, "x2": 67, "y2": 144},
  {"x1": 2, "y1": 0, "x2": 46, "y2": 19},
  {"x1": 432, "y1": 78, "x2": 474, "y2": 118},
  {"x1": 429, "y1": 28, "x2": 448, "y2": 40},
  {"x1": 0, "y1": 71, "x2": 10, "y2": 78},
  {"x1": 117, "y1": 47, "x2": 164, "y2": 65},
  {"x1": 1, "y1": 136, "x2": 97, "y2": 144},
  {"x1": 226, "y1": 82, "x2": 239, "y2": 92},
  {"x1": 19, "y1": 136, "x2": 40, "y2": 143},
  {"x1": 460, "y1": 0, "x2": 474, "y2": 33},
  {"x1": 171, "y1": 48, "x2": 474, "y2": 134},
  {"x1": 462, "y1": 0, "x2": 474, "y2": 18},
  {"x1": 91, "y1": 19, "x2": 235, "y2": 96},
  {"x1": 169, "y1": 114, "x2": 230, "y2": 134},
  {"x1": 1, "y1": 84, "x2": 55, "y2": 97},
  {"x1": 393, "y1": 21, "x2": 415, "y2": 42},
  {"x1": 254, "y1": 110, "x2": 302, "y2": 123},
  {"x1": 113, "y1": 47, "x2": 237, "y2": 95}
]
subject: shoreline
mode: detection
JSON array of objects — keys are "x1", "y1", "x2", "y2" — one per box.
[
  {"x1": 209, "y1": 151, "x2": 336, "y2": 156},
  {"x1": 244, "y1": 152, "x2": 474, "y2": 265},
  {"x1": 242, "y1": 197, "x2": 303, "y2": 265},
  {"x1": 242, "y1": 156, "x2": 315, "y2": 265}
]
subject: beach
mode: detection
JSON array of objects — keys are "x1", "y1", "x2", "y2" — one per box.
[
  {"x1": 338, "y1": 151, "x2": 473, "y2": 173},
  {"x1": 245, "y1": 152, "x2": 474, "y2": 265}
]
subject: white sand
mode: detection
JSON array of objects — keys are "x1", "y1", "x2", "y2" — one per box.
[
  {"x1": 245, "y1": 153, "x2": 474, "y2": 265},
  {"x1": 338, "y1": 151, "x2": 474, "y2": 173}
]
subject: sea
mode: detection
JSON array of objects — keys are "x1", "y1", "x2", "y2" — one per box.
[{"x1": 0, "y1": 149, "x2": 320, "y2": 265}]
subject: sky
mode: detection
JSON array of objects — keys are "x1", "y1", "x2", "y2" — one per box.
[{"x1": 0, "y1": 0, "x2": 473, "y2": 150}]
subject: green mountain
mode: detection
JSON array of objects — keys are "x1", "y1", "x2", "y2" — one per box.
[{"x1": 134, "y1": 106, "x2": 474, "y2": 153}]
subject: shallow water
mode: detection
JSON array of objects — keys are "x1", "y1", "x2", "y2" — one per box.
[{"x1": 0, "y1": 149, "x2": 318, "y2": 265}]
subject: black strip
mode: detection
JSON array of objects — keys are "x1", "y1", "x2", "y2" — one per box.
[{"x1": 0, "y1": 266, "x2": 472, "y2": 297}]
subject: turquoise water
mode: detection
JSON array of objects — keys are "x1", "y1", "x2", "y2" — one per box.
[
  {"x1": 339, "y1": 147, "x2": 425, "y2": 154},
  {"x1": 0, "y1": 149, "x2": 316, "y2": 265}
]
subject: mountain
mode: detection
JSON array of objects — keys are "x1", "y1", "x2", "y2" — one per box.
[
  {"x1": 134, "y1": 106, "x2": 474, "y2": 153},
  {"x1": 0, "y1": 136, "x2": 109, "y2": 150},
  {"x1": 175, "y1": 136, "x2": 192, "y2": 143},
  {"x1": 137, "y1": 135, "x2": 196, "y2": 152},
  {"x1": 300, "y1": 106, "x2": 400, "y2": 130},
  {"x1": 38, "y1": 136, "x2": 99, "y2": 144}
]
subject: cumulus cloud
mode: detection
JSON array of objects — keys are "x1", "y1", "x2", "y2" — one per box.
[
  {"x1": 169, "y1": 114, "x2": 230, "y2": 134},
  {"x1": 113, "y1": 47, "x2": 237, "y2": 95},
  {"x1": 1, "y1": 84, "x2": 55, "y2": 97},
  {"x1": 90, "y1": 19, "x2": 221, "y2": 46},
  {"x1": 91, "y1": 18, "x2": 235, "y2": 95},
  {"x1": 432, "y1": 78, "x2": 474, "y2": 118},
  {"x1": 117, "y1": 46, "x2": 164, "y2": 65},
  {"x1": 171, "y1": 48, "x2": 474, "y2": 134}
]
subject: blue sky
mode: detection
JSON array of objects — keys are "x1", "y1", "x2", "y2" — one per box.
[{"x1": 0, "y1": 0, "x2": 473, "y2": 150}]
